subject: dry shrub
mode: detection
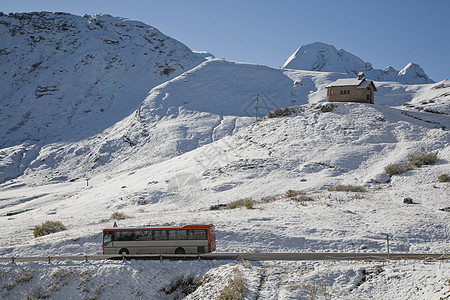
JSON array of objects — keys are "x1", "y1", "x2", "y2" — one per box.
[
  {"x1": 286, "y1": 190, "x2": 314, "y2": 199},
  {"x1": 3, "y1": 268, "x2": 33, "y2": 291},
  {"x1": 300, "y1": 280, "x2": 329, "y2": 300},
  {"x1": 227, "y1": 198, "x2": 254, "y2": 209},
  {"x1": 110, "y1": 211, "x2": 128, "y2": 220},
  {"x1": 407, "y1": 151, "x2": 438, "y2": 167},
  {"x1": 259, "y1": 195, "x2": 278, "y2": 203},
  {"x1": 384, "y1": 162, "x2": 413, "y2": 177},
  {"x1": 219, "y1": 269, "x2": 246, "y2": 300},
  {"x1": 438, "y1": 174, "x2": 449, "y2": 182},
  {"x1": 285, "y1": 189, "x2": 301, "y2": 198},
  {"x1": 160, "y1": 274, "x2": 200, "y2": 297},
  {"x1": 267, "y1": 107, "x2": 293, "y2": 118},
  {"x1": 385, "y1": 151, "x2": 438, "y2": 177},
  {"x1": 33, "y1": 221, "x2": 66, "y2": 238},
  {"x1": 327, "y1": 184, "x2": 366, "y2": 193}
]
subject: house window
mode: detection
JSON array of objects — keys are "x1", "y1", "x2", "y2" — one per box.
[{"x1": 367, "y1": 94, "x2": 370, "y2": 100}]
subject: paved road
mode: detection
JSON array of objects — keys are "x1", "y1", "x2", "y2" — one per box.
[{"x1": 0, "y1": 252, "x2": 448, "y2": 263}]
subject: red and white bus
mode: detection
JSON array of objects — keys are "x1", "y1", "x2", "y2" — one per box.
[{"x1": 102, "y1": 224, "x2": 216, "y2": 255}]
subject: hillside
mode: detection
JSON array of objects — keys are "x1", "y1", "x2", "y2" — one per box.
[
  {"x1": 0, "y1": 11, "x2": 203, "y2": 170},
  {"x1": 1, "y1": 13, "x2": 448, "y2": 186},
  {"x1": 2, "y1": 55, "x2": 449, "y2": 185},
  {"x1": 0, "y1": 102, "x2": 448, "y2": 299},
  {"x1": 1, "y1": 102, "x2": 448, "y2": 252}
]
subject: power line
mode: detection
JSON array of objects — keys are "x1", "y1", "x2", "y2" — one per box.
[{"x1": 379, "y1": 35, "x2": 450, "y2": 67}]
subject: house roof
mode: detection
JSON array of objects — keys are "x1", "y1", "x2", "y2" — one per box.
[
  {"x1": 326, "y1": 78, "x2": 377, "y2": 91},
  {"x1": 327, "y1": 78, "x2": 364, "y2": 87}
]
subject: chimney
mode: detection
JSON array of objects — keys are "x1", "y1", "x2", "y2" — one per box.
[{"x1": 358, "y1": 72, "x2": 365, "y2": 80}]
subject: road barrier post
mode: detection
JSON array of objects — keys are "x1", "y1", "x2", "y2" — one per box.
[{"x1": 386, "y1": 234, "x2": 390, "y2": 260}]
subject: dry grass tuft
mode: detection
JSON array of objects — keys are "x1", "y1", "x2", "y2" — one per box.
[
  {"x1": 327, "y1": 185, "x2": 366, "y2": 193},
  {"x1": 219, "y1": 269, "x2": 246, "y2": 300},
  {"x1": 227, "y1": 198, "x2": 255, "y2": 209},
  {"x1": 438, "y1": 174, "x2": 449, "y2": 182},
  {"x1": 110, "y1": 211, "x2": 129, "y2": 220}
]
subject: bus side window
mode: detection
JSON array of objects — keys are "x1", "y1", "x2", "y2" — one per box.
[
  {"x1": 196, "y1": 229, "x2": 207, "y2": 240},
  {"x1": 168, "y1": 230, "x2": 187, "y2": 240},
  {"x1": 154, "y1": 230, "x2": 168, "y2": 240},
  {"x1": 144, "y1": 230, "x2": 153, "y2": 241},
  {"x1": 104, "y1": 232, "x2": 112, "y2": 244},
  {"x1": 116, "y1": 231, "x2": 134, "y2": 241},
  {"x1": 188, "y1": 229, "x2": 207, "y2": 240},
  {"x1": 179, "y1": 230, "x2": 187, "y2": 240},
  {"x1": 135, "y1": 230, "x2": 150, "y2": 241},
  {"x1": 168, "y1": 230, "x2": 177, "y2": 240}
]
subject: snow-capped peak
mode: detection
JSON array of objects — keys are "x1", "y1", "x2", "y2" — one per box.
[
  {"x1": 282, "y1": 42, "x2": 434, "y2": 84},
  {"x1": 281, "y1": 42, "x2": 371, "y2": 75},
  {"x1": 398, "y1": 62, "x2": 433, "y2": 82}
]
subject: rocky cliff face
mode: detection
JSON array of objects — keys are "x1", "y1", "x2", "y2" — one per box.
[{"x1": 282, "y1": 42, "x2": 434, "y2": 84}]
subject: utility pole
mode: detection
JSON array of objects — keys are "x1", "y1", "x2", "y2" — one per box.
[{"x1": 254, "y1": 93, "x2": 261, "y2": 121}]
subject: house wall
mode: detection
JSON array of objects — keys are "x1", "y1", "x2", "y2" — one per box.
[{"x1": 326, "y1": 86, "x2": 374, "y2": 104}]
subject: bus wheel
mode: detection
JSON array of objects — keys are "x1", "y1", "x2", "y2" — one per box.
[
  {"x1": 175, "y1": 247, "x2": 185, "y2": 254},
  {"x1": 119, "y1": 248, "x2": 129, "y2": 255}
]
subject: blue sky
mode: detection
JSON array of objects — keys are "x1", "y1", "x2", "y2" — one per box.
[{"x1": 2, "y1": 0, "x2": 450, "y2": 81}]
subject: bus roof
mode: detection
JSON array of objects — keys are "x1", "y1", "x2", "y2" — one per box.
[{"x1": 103, "y1": 224, "x2": 214, "y2": 231}]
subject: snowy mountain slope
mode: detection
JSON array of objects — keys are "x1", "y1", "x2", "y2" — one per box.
[
  {"x1": 0, "y1": 12, "x2": 204, "y2": 148},
  {"x1": 282, "y1": 42, "x2": 435, "y2": 84},
  {"x1": 2, "y1": 53, "x2": 448, "y2": 186},
  {"x1": 1, "y1": 13, "x2": 447, "y2": 187},
  {"x1": 402, "y1": 79, "x2": 450, "y2": 114},
  {"x1": 1, "y1": 103, "x2": 448, "y2": 256},
  {"x1": 0, "y1": 58, "x2": 341, "y2": 184}
]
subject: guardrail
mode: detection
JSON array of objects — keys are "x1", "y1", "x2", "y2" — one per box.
[{"x1": 0, "y1": 253, "x2": 448, "y2": 263}]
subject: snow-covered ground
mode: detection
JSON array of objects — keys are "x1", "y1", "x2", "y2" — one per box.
[
  {"x1": 0, "y1": 12, "x2": 449, "y2": 299},
  {"x1": 1, "y1": 102, "x2": 448, "y2": 298},
  {"x1": 0, "y1": 259, "x2": 448, "y2": 299}
]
